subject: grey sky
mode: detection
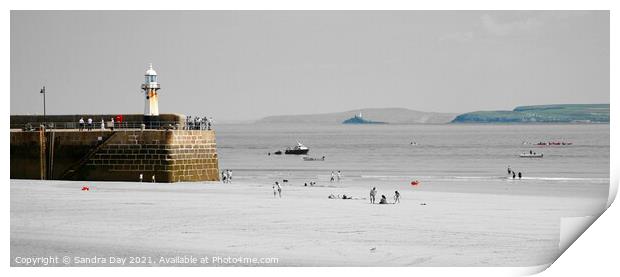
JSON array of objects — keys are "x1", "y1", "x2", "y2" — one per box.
[{"x1": 11, "y1": 11, "x2": 609, "y2": 121}]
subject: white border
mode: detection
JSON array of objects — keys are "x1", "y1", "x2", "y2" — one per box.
[{"x1": 2, "y1": 1, "x2": 616, "y2": 277}]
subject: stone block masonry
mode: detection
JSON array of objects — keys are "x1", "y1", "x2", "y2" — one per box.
[{"x1": 10, "y1": 129, "x2": 220, "y2": 182}]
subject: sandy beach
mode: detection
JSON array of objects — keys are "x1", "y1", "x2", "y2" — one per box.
[{"x1": 10, "y1": 179, "x2": 606, "y2": 267}]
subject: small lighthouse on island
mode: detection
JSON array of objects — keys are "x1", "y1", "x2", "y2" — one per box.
[{"x1": 141, "y1": 63, "x2": 161, "y2": 125}]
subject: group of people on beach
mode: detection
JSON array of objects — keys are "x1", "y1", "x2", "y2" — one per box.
[
  {"x1": 370, "y1": 187, "x2": 400, "y2": 204},
  {"x1": 330, "y1": 171, "x2": 342, "y2": 182},
  {"x1": 507, "y1": 166, "x2": 523, "y2": 179},
  {"x1": 304, "y1": 181, "x2": 316, "y2": 187},
  {"x1": 221, "y1": 169, "x2": 233, "y2": 183},
  {"x1": 185, "y1": 116, "x2": 213, "y2": 130}
]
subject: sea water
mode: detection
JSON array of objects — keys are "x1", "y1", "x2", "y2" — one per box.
[{"x1": 216, "y1": 123, "x2": 609, "y2": 198}]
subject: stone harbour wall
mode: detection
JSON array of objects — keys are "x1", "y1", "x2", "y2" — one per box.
[{"x1": 10, "y1": 129, "x2": 220, "y2": 182}]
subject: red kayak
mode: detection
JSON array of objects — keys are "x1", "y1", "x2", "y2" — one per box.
[{"x1": 411, "y1": 180, "x2": 420, "y2": 186}]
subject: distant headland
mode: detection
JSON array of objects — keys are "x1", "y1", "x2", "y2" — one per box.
[
  {"x1": 256, "y1": 108, "x2": 457, "y2": 124},
  {"x1": 452, "y1": 104, "x2": 609, "y2": 123},
  {"x1": 254, "y1": 104, "x2": 609, "y2": 125}
]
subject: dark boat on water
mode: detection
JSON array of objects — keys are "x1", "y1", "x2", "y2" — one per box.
[{"x1": 285, "y1": 142, "x2": 309, "y2": 155}]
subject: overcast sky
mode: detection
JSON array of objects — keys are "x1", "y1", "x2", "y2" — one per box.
[{"x1": 11, "y1": 11, "x2": 609, "y2": 121}]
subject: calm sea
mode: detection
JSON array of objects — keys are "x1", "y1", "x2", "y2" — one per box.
[{"x1": 215, "y1": 123, "x2": 610, "y2": 198}]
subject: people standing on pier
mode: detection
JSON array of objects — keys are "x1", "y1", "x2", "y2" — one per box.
[
  {"x1": 207, "y1": 117, "x2": 213, "y2": 130},
  {"x1": 100, "y1": 118, "x2": 105, "y2": 130},
  {"x1": 152, "y1": 174, "x2": 156, "y2": 183},
  {"x1": 139, "y1": 174, "x2": 143, "y2": 182},
  {"x1": 87, "y1": 118, "x2": 93, "y2": 131},
  {"x1": 110, "y1": 117, "x2": 115, "y2": 131},
  {"x1": 370, "y1": 187, "x2": 377, "y2": 204},
  {"x1": 78, "y1": 117, "x2": 85, "y2": 131}
]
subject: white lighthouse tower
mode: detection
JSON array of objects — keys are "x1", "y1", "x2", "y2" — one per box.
[{"x1": 141, "y1": 63, "x2": 161, "y2": 125}]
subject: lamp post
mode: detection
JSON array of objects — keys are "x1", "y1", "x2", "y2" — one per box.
[{"x1": 40, "y1": 86, "x2": 46, "y2": 126}]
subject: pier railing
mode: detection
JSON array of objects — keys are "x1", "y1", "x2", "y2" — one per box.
[{"x1": 10, "y1": 121, "x2": 195, "y2": 131}]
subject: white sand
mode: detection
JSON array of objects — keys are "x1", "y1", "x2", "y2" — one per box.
[{"x1": 10, "y1": 179, "x2": 606, "y2": 266}]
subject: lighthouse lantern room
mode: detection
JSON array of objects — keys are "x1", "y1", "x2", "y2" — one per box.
[{"x1": 141, "y1": 63, "x2": 161, "y2": 126}]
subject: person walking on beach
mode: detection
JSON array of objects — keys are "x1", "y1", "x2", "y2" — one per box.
[
  {"x1": 79, "y1": 117, "x2": 85, "y2": 131},
  {"x1": 275, "y1": 181, "x2": 282, "y2": 198},
  {"x1": 221, "y1": 170, "x2": 228, "y2": 183},
  {"x1": 337, "y1": 171, "x2": 342, "y2": 182},
  {"x1": 330, "y1": 171, "x2": 335, "y2": 182},
  {"x1": 394, "y1": 191, "x2": 400, "y2": 203},
  {"x1": 370, "y1": 187, "x2": 377, "y2": 204}
]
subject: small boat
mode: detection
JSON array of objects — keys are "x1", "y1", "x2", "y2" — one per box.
[
  {"x1": 520, "y1": 153, "x2": 543, "y2": 158},
  {"x1": 535, "y1": 141, "x2": 573, "y2": 146},
  {"x1": 285, "y1": 142, "x2": 309, "y2": 155},
  {"x1": 302, "y1": 156, "x2": 325, "y2": 161}
]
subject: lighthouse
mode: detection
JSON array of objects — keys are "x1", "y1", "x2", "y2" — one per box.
[{"x1": 141, "y1": 63, "x2": 161, "y2": 126}]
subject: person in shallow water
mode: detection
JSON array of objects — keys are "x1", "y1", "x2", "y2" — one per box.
[
  {"x1": 518, "y1": 172, "x2": 522, "y2": 179},
  {"x1": 512, "y1": 172, "x2": 516, "y2": 179},
  {"x1": 507, "y1": 166, "x2": 512, "y2": 175},
  {"x1": 394, "y1": 191, "x2": 400, "y2": 203}
]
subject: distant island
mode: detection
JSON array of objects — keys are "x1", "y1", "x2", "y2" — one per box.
[
  {"x1": 256, "y1": 108, "x2": 457, "y2": 124},
  {"x1": 342, "y1": 113, "x2": 386, "y2": 124},
  {"x1": 452, "y1": 104, "x2": 609, "y2": 123}
]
